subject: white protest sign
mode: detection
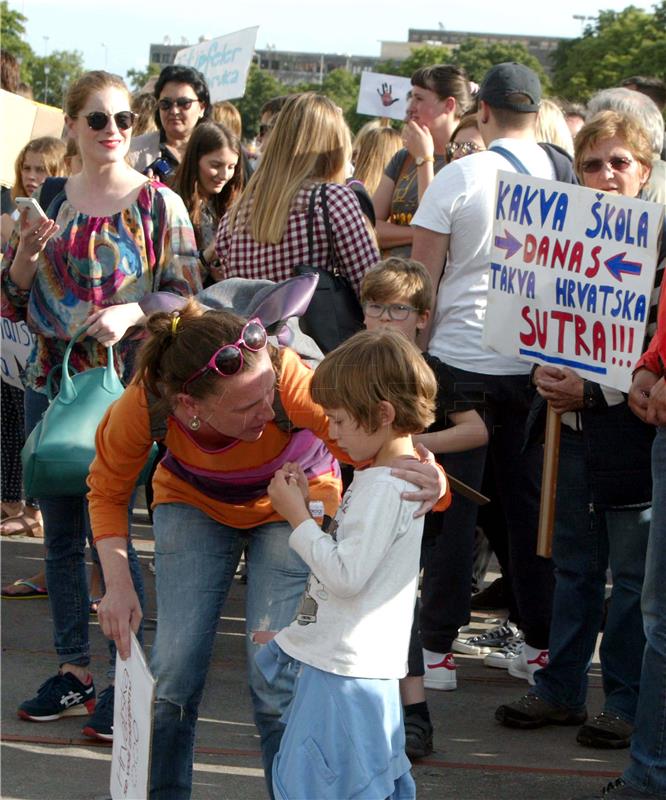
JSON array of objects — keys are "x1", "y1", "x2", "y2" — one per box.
[
  {"x1": 483, "y1": 171, "x2": 664, "y2": 392},
  {"x1": 111, "y1": 632, "x2": 156, "y2": 800},
  {"x1": 1, "y1": 317, "x2": 36, "y2": 389},
  {"x1": 174, "y1": 27, "x2": 259, "y2": 102},
  {"x1": 357, "y1": 72, "x2": 412, "y2": 121}
]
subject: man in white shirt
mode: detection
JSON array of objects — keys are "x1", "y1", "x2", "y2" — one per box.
[{"x1": 412, "y1": 63, "x2": 555, "y2": 690}]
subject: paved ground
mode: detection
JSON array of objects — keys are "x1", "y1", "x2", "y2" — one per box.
[{"x1": 1, "y1": 510, "x2": 629, "y2": 800}]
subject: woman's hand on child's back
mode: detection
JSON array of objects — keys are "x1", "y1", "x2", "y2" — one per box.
[
  {"x1": 268, "y1": 466, "x2": 311, "y2": 528},
  {"x1": 390, "y1": 443, "x2": 450, "y2": 517}
]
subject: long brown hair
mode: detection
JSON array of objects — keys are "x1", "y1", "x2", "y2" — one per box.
[
  {"x1": 12, "y1": 137, "x2": 67, "y2": 200},
  {"x1": 172, "y1": 122, "x2": 243, "y2": 247}
]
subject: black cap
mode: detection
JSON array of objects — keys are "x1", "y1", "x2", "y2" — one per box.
[{"x1": 478, "y1": 62, "x2": 541, "y2": 112}]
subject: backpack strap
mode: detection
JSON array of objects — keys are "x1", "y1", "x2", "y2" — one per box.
[
  {"x1": 38, "y1": 177, "x2": 67, "y2": 220},
  {"x1": 488, "y1": 145, "x2": 530, "y2": 175}
]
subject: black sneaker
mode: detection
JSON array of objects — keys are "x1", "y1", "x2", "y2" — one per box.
[
  {"x1": 453, "y1": 622, "x2": 519, "y2": 655},
  {"x1": 573, "y1": 777, "x2": 659, "y2": 798},
  {"x1": 577, "y1": 711, "x2": 633, "y2": 749},
  {"x1": 495, "y1": 693, "x2": 587, "y2": 729},
  {"x1": 18, "y1": 671, "x2": 96, "y2": 721},
  {"x1": 404, "y1": 713, "x2": 433, "y2": 760},
  {"x1": 82, "y1": 684, "x2": 114, "y2": 741}
]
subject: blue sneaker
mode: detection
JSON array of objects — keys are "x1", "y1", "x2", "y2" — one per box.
[
  {"x1": 82, "y1": 684, "x2": 114, "y2": 741},
  {"x1": 18, "y1": 671, "x2": 96, "y2": 721}
]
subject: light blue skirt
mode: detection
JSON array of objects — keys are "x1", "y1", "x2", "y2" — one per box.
[{"x1": 257, "y1": 640, "x2": 416, "y2": 800}]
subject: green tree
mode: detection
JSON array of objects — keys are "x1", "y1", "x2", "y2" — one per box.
[
  {"x1": 552, "y1": 5, "x2": 666, "y2": 101},
  {"x1": 29, "y1": 50, "x2": 85, "y2": 108},
  {"x1": 0, "y1": 1, "x2": 34, "y2": 76},
  {"x1": 126, "y1": 63, "x2": 161, "y2": 93},
  {"x1": 235, "y1": 64, "x2": 288, "y2": 138}
]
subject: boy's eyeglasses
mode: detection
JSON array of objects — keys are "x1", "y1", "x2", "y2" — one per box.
[
  {"x1": 446, "y1": 141, "x2": 484, "y2": 159},
  {"x1": 158, "y1": 97, "x2": 198, "y2": 112},
  {"x1": 363, "y1": 302, "x2": 419, "y2": 321},
  {"x1": 581, "y1": 156, "x2": 634, "y2": 174},
  {"x1": 182, "y1": 319, "x2": 268, "y2": 392},
  {"x1": 81, "y1": 111, "x2": 135, "y2": 131}
]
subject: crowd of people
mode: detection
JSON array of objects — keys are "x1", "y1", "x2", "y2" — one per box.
[{"x1": 1, "y1": 44, "x2": 665, "y2": 800}]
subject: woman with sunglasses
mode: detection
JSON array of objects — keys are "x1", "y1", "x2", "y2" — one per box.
[
  {"x1": 1, "y1": 70, "x2": 201, "y2": 739},
  {"x1": 445, "y1": 113, "x2": 486, "y2": 164},
  {"x1": 497, "y1": 111, "x2": 658, "y2": 749},
  {"x1": 373, "y1": 65, "x2": 472, "y2": 257},
  {"x1": 130, "y1": 64, "x2": 211, "y2": 181},
  {"x1": 87, "y1": 299, "x2": 448, "y2": 798}
]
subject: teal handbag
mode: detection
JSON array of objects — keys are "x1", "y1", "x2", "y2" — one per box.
[{"x1": 21, "y1": 324, "x2": 153, "y2": 497}]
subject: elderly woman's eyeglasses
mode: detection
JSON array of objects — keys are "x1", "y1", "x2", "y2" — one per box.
[
  {"x1": 581, "y1": 156, "x2": 634, "y2": 174},
  {"x1": 363, "y1": 302, "x2": 418, "y2": 321},
  {"x1": 158, "y1": 97, "x2": 198, "y2": 112},
  {"x1": 182, "y1": 319, "x2": 268, "y2": 392}
]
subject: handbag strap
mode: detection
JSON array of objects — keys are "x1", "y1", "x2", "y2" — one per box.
[
  {"x1": 318, "y1": 184, "x2": 341, "y2": 276},
  {"x1": 489, "y1": 145, "x2": 530, "y2": 175},
  {"x1": 305, "y1": 186, "x2": 318, "y2": 265},
  {"x1": 55, "y1": 324, "x2": 118, "y2": 404}
]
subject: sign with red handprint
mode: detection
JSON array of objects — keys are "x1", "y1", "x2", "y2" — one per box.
[{"x1": 357, "y1": 72, "x2": 412, "y2": 121}]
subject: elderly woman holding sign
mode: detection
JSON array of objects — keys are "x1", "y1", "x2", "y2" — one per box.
[{"x1": 496, "y1": 111, "x2": 658, "y2": 749}]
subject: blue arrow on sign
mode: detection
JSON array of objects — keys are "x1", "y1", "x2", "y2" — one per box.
[
  {"x1": 604, "y1": 252, "x2": 642, "y2": 282},
  {"x1": 494, "y1": 229, "x2": 522, "y2": 259}
]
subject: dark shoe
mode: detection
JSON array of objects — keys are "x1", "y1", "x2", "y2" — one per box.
[
  {"x1": 572, "y1": 777, "x2": 659, "y2": 798},
  {"x1": 471, "y1": 578, "x2": 509, "y2": 610},
  {"x1": 18, "y1": 672, "x2": 96, "y2": 721},
  {"x1": 82, "y1": 684, "x2": 114, "y2": 741},
  {"x1": 495, "y1": 693, "x2": 587, "y2": 729},
  {"x1": 577, "y1": 712, "x2": 633, "y2": 749},
  {"x1": 404, "y1": 713, "x2": 433, "y2": 760}
]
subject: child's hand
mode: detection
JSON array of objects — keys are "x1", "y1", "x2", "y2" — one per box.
[
  {"x1": 268, "y1": 469, "x2": 311, "y2": 528},
  {"x1": 281, "y1": 462, "x2": 309, "y2": 501}
]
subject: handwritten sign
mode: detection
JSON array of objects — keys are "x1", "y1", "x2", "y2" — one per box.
[
  {"x1": 357, "y1": 72, "x2": 412, "y2": 122},
  {"x1": 174, "y1": 27, "x2": 259, "y2": 102},
  {"x1": 111, "y1": 632, "x2": 156, "y2": 800},
  {"x1": 1, "y1": 317, "x2": 36, "y2": 389},
  {"x1": 482, "y1": 171, "x2": 664, "y2": 392}
]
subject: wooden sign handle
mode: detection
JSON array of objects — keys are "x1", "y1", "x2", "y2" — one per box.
[{"x1": 537, "y1": 404, "x2": 562, "y2": 558}]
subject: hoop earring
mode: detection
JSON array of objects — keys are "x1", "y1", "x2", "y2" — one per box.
[{"x1": 189, "y1": 416, "x2": 201, "y2": 431}]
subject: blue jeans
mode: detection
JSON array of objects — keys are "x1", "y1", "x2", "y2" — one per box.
[
  {"x1": 624, "y1": 426, "x2": 666, "y2": 797},
  {"x1": 148, "y1": 503, "x2": 310, "y2": 800},
  {"x1": 533, "y1": 428, "x2": 649, "y2": 721},
  {"x1": 24, "y1": 388, "x2": 144, "y2": 672}
]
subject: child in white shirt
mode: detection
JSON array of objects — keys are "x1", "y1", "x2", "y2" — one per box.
[{"x1": 261, "y1": 328, "x2": 439, "y2": 800}]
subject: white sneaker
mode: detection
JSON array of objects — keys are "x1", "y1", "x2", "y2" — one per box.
[
  {"x1": 423, "y1": 650, "x2": 457, "y2": 691},
  {"x1": 483, "y1": 637, "x2": 524, "y2": 669},
  {"x1": 507, "y1": 643, "x2": 548, "y2": 685}
]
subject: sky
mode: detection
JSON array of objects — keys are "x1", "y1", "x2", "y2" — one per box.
[{"x1": 16, "y1": 0, "x2": 656, "y2": 81}]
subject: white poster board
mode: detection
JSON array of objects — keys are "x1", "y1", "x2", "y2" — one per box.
[
  {"x1": 174, "y1": 27, "x2": 259, "y2": 102},
  {"x1": 356, "y1": 71, "x2": 412, "y2": 121},
  {"x1": 1, "y1": 317, "x2": 36, "y2": 389},
  {"x1": 482, "y1": 171, "x2": 664, "y2": 392},
  {"x1": 110, "y1": 632, "x2": 156, "y2": 800}
]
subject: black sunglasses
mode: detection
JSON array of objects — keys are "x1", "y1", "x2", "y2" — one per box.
[
  {"x1": 158, "y1": 97, "x2": 199, "y2": 112},
  {"x1": 82, "y1": 111, "x2": 135, "y2": 131}
]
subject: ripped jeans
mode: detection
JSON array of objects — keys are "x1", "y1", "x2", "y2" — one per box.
[{"x1": 149, "y1": 504, "x2": 309, "y2": 800}]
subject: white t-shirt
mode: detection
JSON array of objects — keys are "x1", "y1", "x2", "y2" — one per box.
[
  {"x1": 275, "y1": 466, "x2": 422, "y2": 679},
  {"x1": 412, "y1": 138, "x2": 556, "y2": 375}
]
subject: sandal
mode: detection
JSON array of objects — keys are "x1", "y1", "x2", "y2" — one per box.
[
  {"x1": 0, "y1": 513, "x2": 44, "y2": 538},
  {"x1": 1, "y1": 502, "x2": 24, "y2": 522},
  {"x1": 1, "y1": 579, "x2": 49, "y2": 599}
]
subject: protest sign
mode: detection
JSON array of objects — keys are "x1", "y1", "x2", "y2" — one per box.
[
  {"x1": 0, "y1": 90, "x2": 64, "y2": 187},
  {"x1": 357, "y1": 72, "x2": 412, "y2": 121},
  {"x1": 1, "y1": 317, "x2": 36, "y2": 389},
  {"x1": 482, "y1": 171, "x2": 664, "y2": 392},
  {"x1": 174, "y1": 27, "x2": 259, "y2": 102},
  {"x1": 111, "y1": 632, "x2": 156, "y2": 800}
]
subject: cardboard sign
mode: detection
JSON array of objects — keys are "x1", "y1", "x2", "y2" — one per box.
[
  {"x1": 174, "y1": 27, "x2": 259, "y2": 102},
  {"x1": 482, "y1": 171, "x2": 664, "y2": 392},
  {"x1": 0, "y1": 90, "x2": 64, "y2": 188},
  {"x1": 110, "y1": 632, "x2": 156, "y2": 800},
  {"x1": 1, "y1": 317, "x2": 36, "y2": 389},
  {"x1": 357, "y1": 72, "x2": 412, "y2": 121}
]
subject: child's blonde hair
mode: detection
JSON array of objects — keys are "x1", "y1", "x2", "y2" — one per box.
[
  {"x1": 311, "y1": 328, "x2": 436, "y2": 435},
  {"x1": 12, "y1": 137, "x2": 67, "y2": 200},
  {"x1": 360, "y1": 257, "x2": 434, "y2": 314}
]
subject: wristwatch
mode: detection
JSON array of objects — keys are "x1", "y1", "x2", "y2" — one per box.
[{"x1": 415, "y1": 155, "x2": 435, "y2": 167}]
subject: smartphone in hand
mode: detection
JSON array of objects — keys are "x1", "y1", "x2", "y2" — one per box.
[{"x1": 15, "y1": 197, "x2": 48, "y2": 224}]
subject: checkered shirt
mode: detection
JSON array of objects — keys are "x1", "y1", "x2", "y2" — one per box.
[{"x1": 215, "y1": 182, "x2": 379, "y2": 295}]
